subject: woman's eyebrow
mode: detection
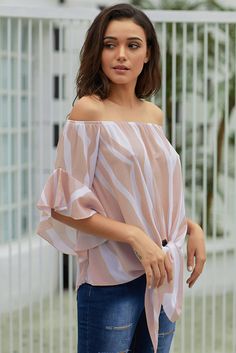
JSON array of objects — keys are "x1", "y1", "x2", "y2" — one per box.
[{"x1": 103, "y1": 36, "x2": 143, "y2": 42}]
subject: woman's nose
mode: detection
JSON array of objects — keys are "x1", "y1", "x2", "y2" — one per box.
[{"x1": 117, "y1": 46, "x2": 127, "y2": 60}]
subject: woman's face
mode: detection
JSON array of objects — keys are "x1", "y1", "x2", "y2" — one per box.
[{"x1": 101, "y1": 19, "x2": 149, "y2": 86}]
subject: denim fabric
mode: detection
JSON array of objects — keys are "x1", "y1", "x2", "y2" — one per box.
[{"x1": 77, "y1": 274, "x2": 175, "y2": 353}]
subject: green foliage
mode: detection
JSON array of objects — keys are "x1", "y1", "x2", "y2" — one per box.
[
  {"x1": 130, "y1": 0, "x2": 235, "y2": 11},
  {"x1": 130, "y1": 0, "x2": 155, "y2": 9},
  {"x1": 158, "y1": 0, "x2": 229, "y2": 10}
]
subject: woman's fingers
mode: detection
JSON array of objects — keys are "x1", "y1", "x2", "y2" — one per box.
[
  {"x1": 150, "y1": 252, "x2": 173, "y2": 288},
  {"x1": 164, "y1": 252, "x2": 173, "y2": 283},
  {"x1": 151, "y1": 262, "x2": 161, "y2": 287},
  {"x1": 186, "y1": 221, "x2": 206, "y2": 288},
  {"x1": 132, "y1": 234, "x2": 172, "y2": 289},
  {"x1": 186, "y1": 254, "x2": 205, "y2": 288},
  {"x1": 145, "y1": 266, "x2": 153, "y2": 289},
  {"x1": 147, "y1": 257, "x2": 166, "y2": 288},
  {"x1": 157, "y1": 259, "x2": 166, "y2": 287}
]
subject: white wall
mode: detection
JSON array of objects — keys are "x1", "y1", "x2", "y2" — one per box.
[
  {"x1": 0, "y1": 0, "x2": 129, "y2": 8},
  {"x1": 0, "y1": 0, "x2": 235, "y2": 10},
  {"x1": 0, "y1": 237, "x2": 58, "y2": 314},
  {"x1": 0, "y1": 0, "x2": 57, "y2": 6}
]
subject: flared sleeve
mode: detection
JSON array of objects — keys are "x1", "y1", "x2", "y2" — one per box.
[{"x1": 36, "y1": 120, "x2": 107, "y2": 255}]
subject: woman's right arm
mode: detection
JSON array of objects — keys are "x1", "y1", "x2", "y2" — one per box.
[{"x1": 51, "y1": 209, "x2": 173, "y2": 289}]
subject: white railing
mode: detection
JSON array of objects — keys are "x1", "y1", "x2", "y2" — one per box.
[{"x1": 0, "y1": 5, "x2": 236, "y2": 353}]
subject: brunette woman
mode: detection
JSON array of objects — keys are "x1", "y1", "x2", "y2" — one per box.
[{"x1": 37, "y1": 4, "x2": 206, "y2": 352}]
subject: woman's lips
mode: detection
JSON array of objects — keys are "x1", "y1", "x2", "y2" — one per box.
[{"x1": 113, "y1": 65, "x2": 130, "y2": 73}]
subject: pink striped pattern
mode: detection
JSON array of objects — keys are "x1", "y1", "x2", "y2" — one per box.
[{"x1": 36, "y1": 119, "x2": 187, "y2": 351}]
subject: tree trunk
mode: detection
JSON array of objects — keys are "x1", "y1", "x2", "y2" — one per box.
[{"x1": 206, "y1": 87, "x2": 235, "y2": 236}]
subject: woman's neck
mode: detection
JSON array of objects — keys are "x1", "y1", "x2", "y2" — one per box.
[{"x1": 108, "y1": 83, "x2": 141, "y2": 109}]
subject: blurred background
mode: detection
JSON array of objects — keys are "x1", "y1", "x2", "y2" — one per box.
[{"x1": 0, "y1": 0, "x2": 236, "y2": 352}]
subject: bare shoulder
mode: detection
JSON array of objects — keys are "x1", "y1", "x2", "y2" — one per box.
[
  {"x1": 68, "y1": 95, "x2": 104, "y2": 121},
  {"x1": 144, "y1": 101, "x2": 164, "y2": 125}
]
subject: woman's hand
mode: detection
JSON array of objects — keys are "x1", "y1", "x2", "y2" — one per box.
[
  {"x1": 129, "y1": 229, "x2": 173, "y2": 289},
  {"x1": 186, "y1": 219, "x2": 206, "y2": 288}
]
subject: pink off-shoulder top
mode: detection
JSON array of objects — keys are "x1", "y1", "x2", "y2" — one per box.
[{"x1": 36, "y1": 119, "x2": 187, "y2": 351}]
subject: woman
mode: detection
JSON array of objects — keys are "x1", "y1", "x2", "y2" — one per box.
[{"x1": 37, "y1": 3, "x2": 206, "y2": 353}]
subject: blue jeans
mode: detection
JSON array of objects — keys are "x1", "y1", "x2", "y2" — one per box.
[{"x1": 77, "y1": 274, "x2": 175, "y2": 353}]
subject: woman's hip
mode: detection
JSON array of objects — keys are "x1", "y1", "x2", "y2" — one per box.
[
  {"x1": 76, "y1": 274, "x2": 175, "y2": 353},
  {"x1": 77, "y1": 274, "x2": 146, "y2": 352}
]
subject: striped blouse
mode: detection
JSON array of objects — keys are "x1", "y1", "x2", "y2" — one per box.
[{"x1": 36, "y1": 119, "x2": 187, "y2": 351}]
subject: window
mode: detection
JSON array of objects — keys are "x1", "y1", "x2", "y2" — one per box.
[
  {"x1": 53, "y1": 123, "x2": 60, "y2": 147},
  {"x1": 54, "y1": 27, "x2": 60, "y2": 51},
  {"x1": 53, "y1": 75, "x2": 66, "y2": 99},
  {"x1": 53, "y1": 26, "x2": 65, "y2": 51},
  {"x1": 0, "y1": 19, "x2": 41, "y2": 244}
]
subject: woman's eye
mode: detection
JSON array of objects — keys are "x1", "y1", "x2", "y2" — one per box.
[
  {"x1": 129, "y1": 43, "x2": 140, "y2": 49},
  {"x1": 103, "y1": 43, "x2": 115, "y2": 49}
]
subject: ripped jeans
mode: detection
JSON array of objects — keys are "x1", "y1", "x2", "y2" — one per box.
[{"x1": 77, "y1": 274, "x2": 175, "y2": 353}]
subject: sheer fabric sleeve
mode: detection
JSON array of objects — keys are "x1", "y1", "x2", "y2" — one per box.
[{"x1": 36, "y1": 120, "x2": 107, "y2": 255}]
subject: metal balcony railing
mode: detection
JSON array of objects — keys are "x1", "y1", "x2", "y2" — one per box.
[{"x1": 0, "y1": 5, "x2": 236, "y2": 353}]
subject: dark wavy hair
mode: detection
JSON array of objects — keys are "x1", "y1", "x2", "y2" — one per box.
[{"x1": 75, "y1": 3, "x2": 161, "y2": 101}]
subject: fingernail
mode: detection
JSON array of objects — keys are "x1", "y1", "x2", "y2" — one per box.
[
  {"x1": 187, "y1": 266, "x2": 193, "y2": 272},
  {"x1": 148, "y1": 285, "x2": 151, "y2": 289}
]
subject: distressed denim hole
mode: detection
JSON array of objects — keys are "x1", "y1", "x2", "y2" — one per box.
[
  {"x1": 98, "y1": 350, "x2": 131, "y2": 353},
  {"x1": 158, "y1": 328, "x2": 175, "y2": 337},
  {"x1": 105, "y1": 323, "x2": 133, "y2": 331}
]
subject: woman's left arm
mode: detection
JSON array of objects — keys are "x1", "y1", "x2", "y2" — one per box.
[{"x1": 186, "y1": 218, "x2": 206, "y2": 288}]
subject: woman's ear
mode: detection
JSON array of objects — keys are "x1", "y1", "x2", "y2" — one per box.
[{"x1": 144, "y1": 48, "x2": 150, "y2": 63}]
